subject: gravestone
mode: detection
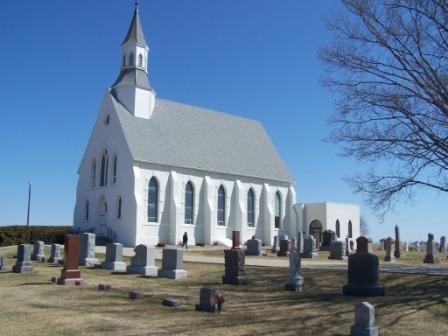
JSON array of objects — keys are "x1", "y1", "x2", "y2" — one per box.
[
  {"x1": 394, "y1": 225, "x2": 401, "y2": 258},
  {"x1": 12, "y1": 244, "x2": 33, "y2": 273},
  {"x1": 222, "y1": 249, "x2": 248, "y2": 285},
  {"x1": 321, "y1": 230, "x2": 336, "y2": 251},
  {"x1": 415, "y1": 241, "x2": 421, "y2": 252},
  {"x1": 439, "y1": 236, "x2": 446, "y2": 253},
  {"x1": 158, "y1": 248, "x2": 187, "y2": 279},
  {"x1": 31, "y1": 241, "x2": 46, "y2": 262},
  {"x1": 284, "y1": 246, "x2": 304, "y2": 291},
  {"x1": 129, "y1": 291, "x2": 144, "y2": 300},
  {"x1": 277, "y1": 239, "x2": 291, "y2": 257},
  {"x1": 423, "y1": 233, "x2": 441, "y2": 264},
  {"x1": 162, "y1": 298, "x2": 181, "y2": 307},
  {"x1": 0, "y1": 257, "x2": 7, "y2": 271},
  {"x1": 79, "y1": 233, "x2": 99, "y2": 267},
  {"x1": 245, "y1": 239, "x2": 262, "y2": 256},
  {"x1": 101, "y1": 242, "x2": 127, "y2": 272},
  {"x1": 271, "y1": 236, "x2": 280, "y2": 253},
  {"x1": 48, "y1": 244, "x2": 63, "y2": 264},
  {"x1": 350, "y1": 302, "x2": 379, "y2": 336},
  {"x1": 195, "y1": 287, "x2": 217, "y2": 312},
  {"x1": 379, "y1": 239, "x2": 385, "y2": 251},
  {"x1": 302, "y1": 236, "x2": 318, "y2": 259},
  {"x1": 343, "y1": 236, "x2": 384, "y2": 297},
  {"x1": 232, "y1": 230, "x2": 240, "y2": 249},
  {"x1": 329, "y1": 240, "x2": 347, "y2": 260},
  {"x1": 384, "y1": 237, "x2": 395, "y2": 262},
  {"x1": 404, "y1": 241, "x2": 409, "y2": 252},
  {"x1": 297, "y1": 232, "x2": 304, "y2": 253},
  {"x1": 127, "y1": 244, "x2": 158, "y2": 276},
  {"x1": 55, "y1": 235, "x2": 83, "y2": 285},
  {"x1": 345, "y1": 237, "x2": 352, "y2": 257}
]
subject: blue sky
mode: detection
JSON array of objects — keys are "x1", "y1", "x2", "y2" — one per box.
[{"x1": 0, "y1": 0, "x2": 446, "y2": 241}]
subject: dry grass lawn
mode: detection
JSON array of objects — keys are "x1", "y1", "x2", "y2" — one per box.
[{"x1": 0, "y1": 245, "x2": 447, "y2": 336}]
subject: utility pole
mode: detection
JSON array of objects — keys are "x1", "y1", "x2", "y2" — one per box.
[{"x1": 26, "y1": 181, "x2": 31, "y2": 227}]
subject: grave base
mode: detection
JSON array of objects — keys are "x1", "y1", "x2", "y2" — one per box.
[
  {"x1": 158, "y1": 269, "x2": 187, "y2": 280},
  {"x1": 102, "y1": 261, "x2": 127, "y2": 272},
  {"x1": 32, "y1": 256, "x2": 46, "y2": 263},
  {"x1": 162, "y1": 298, "x2": 181, "y2": 307},
  {"x1": 55, "y1": 277, "x2": 83, "y2": 286},
  {"x1": 79, "y1": 258, "x2": 99, "y2": 267},
  {"x1": 195, "y1": 303, "x2": 217, "y2": 313},
  {"x1": 423, "y1": 255, "x2": 441, "y2": 264},
  {"x1": 384, "y1": 256, "x2": 395, "y2": 262},
  {"x1": 343, "y1": 284, "x2": 385, "y2": 297},
  {"x1": 12, "y1": 265, "x2": 33, "y2": 273},
  {"x1": 48, "y1": 257, "x2": 62, "y2": 265},
  {"x1": 350, "y1": 325, "x2": 379, "y2": 336},
  {"x1": 277, "y1": 252, "x2": 290, "y2": 257},
  {"x1": 319, "y1": 246, "x2": 331, "y2": 252},
  {"x1": 222, "y1": 275, "x2": 248, "y2": 285},
  {"x1": 127, "y1": 265, "x2": 159, "y2": 277},
  {"x1": 301, "y1": 253, "x2": 318, "y2": 259}
]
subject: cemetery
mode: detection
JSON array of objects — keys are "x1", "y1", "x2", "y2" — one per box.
[{"x1": 0, "y1": 231, "x2": 448, "y2": 335}]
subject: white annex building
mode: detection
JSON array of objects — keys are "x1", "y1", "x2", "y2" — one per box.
[{"x1": 73, "y1": 7, "x2": 360, "y2": 247}]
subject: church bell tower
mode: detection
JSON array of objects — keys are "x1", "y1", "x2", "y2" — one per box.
[{"x1": 111, "y1": 5, "x2": 156, "y2": 119}]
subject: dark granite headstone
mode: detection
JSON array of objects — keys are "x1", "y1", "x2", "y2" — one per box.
[
  {"x1": 394, "y1": 225, "x2": 401, "y2": 258},
  {"x1": 48, "y1": 244, "x2": 62, "y2": 264},
  {"x1": 439, "y1": 236, "x2": 446, "y2": 253},
  {"x1": 12, "y1": 244, "x2": 33, "y2": 273},
  {"x1": 158, "y1": 248, "x2": 187, "y2": 279},
  {"x1": 343, "y1": 236, "x2": 384, "y2": 297},
  {"x1": 55, "y1": 234, "x2": 83, "y2": 285},
  {"x1": 271, "y1": 236, "x2": 280, "y2": 253},
  {"x1": 277, "y1": 239, "x2": 291, "y2": 256},
  {"x1": 245, "y1": 239, "x2": 262, "y2": 256},
  {"x1": 162, "y1": 298, "x2": 181, "y2": 307},
  {"x1": 423, "y1": 233, "x2": 441, "y2": 263},
  {"x1": 384, "y1": 237, "x2": 395, "y2": 262},
  {"x1": 321, "y1": 230, "x2": 336, "y2": 251},
  {"x1": 222, "y1": 249, "x2": 248, "y2": 285},
  {"x1": 195, "y1": 287, "x2": 217, "y2": 312}
]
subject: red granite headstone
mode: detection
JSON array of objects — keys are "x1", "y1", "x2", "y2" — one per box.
[
  {"x1": 232, "y1": 231, "x2": 240, "y2": 249},
  {"x1": 56, "y1": 234, "x2": 83, "y2": 285},
  {"x1": 356, "y1": 236, "x2": 372, "y2": 254}
]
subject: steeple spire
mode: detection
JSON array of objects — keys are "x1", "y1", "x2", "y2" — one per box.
[{"x1": 111, "y1": 5, "x2": 156, "y2": 120}]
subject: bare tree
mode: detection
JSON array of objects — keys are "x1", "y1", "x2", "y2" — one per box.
[{"x1": 320, "y1": 0, "x2": 448, "y2": 214}]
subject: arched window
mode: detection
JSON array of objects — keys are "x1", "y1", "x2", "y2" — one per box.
[
  {"x1": 147, "y1": 177, "x2": 158, "y2": 222},
  {"x1": 117, "y1": 197, "x2": 122, "y2": 219},
  {"x1": 275, "y1": 191, "x2": 281, "y2": 228},
  {"x1": 336, "y1": 219, "x2": 340, "y2": 238},
  {"x1": 217, "y1": 185, "x2": 225, "y2": 226},
  {"x1": 91, "y1": 159, "x2": 96, "y2": 188},
  {"x1": 138, "y1": 54, "x2": 143, "y2": 67},
  {"x1": 184, "y1": 181, "x2": 194, "y2": 224},
  {"x1": 348, "y1": 220, "x2": 353, "y2": 238},
  {"x1": 128, "y1": 53, "x2": 134, "y2": 66},
  {"x1": 112, "y1": 154, "x2": 117, "y2": 184},
  {"x1": 247, "y1": 189, "x2": 255, "y2": 227},
  {"x1": 100, "y1": 150, "x2": 108, "y2": 187},
  {"x1": 85, "y1": 200, "x2": 89, "y2": 220}
]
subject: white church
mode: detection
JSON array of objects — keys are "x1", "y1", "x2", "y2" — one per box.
[{"x1": 73, "y1": 6, "x2": 360, "y2": 247}]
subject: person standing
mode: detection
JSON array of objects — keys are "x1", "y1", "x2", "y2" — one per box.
[{"x1": 182, "y1": 232, "x2": 188, "y2": 249}]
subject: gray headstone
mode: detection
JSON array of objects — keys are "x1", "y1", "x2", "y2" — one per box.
[
  {"x1": 12, "y1": 244, "x2": 33, "y2": 273},
  {"x1": 302, "y1": 236, "x2": 318, "y2": 259},
  {"x1": 404, "y1": 241, "x2": 409, "y2": 252},
  {"x1": 195, "y1": 287, "x2": 217, "y2": 312},
  {"x1": 346, "y1": 237, "x2": 352, "y2": 256},
  {"x1": 48, "y1": 244, "x2": 63, "y2": 264},
  {"x1": 329, "y1": 240, "x2": 347, "y2": 260},
  {"x1": 271, "y1": 236, "x2": 280, "y2": 253},
  {"x1": 31, "y1": 241, "x2": 46, "y2": 262},
  {"x1": 101, "y1": 242, "x2": 126, "y2": 272},
  {"x1": 423, "y1": 233, "x2": 441, "y2": 263},
  {"x1": 79, "y1": 233, "x2": 99, "y2": 267},
  {"x1": 350, "y1": 302, "x2": 379, "y2": 336},
  {"x1": 384, "y1": 237, "x2": 395, "y2": 262},
  {"x1": 415, "y1": 241, "x2": 421, "y2": 252},
  {"x1": 0, "y1": 257, "x2": 7, "y2": 271},
  {"x1": 245, "y1": 239, "x2": 262, "y2": 256},
  {"x1": 284, "y1": 247, "x2": 304, "y2": 291},
  {"x1": 158, "y1": 248, "x2": 187, "y2": 279},
  {"x1": 439, "y1": 236, "x2": 446, "y2": 253},
  {"x1": 127, "y1": 244, "x2": 158, "y2": 276}
]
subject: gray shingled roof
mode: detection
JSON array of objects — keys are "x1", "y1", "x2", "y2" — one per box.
[
  {"x1": 110, "y1": 92, "x2": 294, "y2": 182},
  {"x1": 111, "y1": 68, "x2": 152, "y2": 91},
  {"x1": 122, "y1": 8, "x2": 147, "y2": 47}
]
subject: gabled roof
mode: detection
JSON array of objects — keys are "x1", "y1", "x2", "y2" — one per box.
[
  {"x1": 110, "y1": 92, "x2": 294, "y2": 182},
  {"x1": 122, "y1": 7, "x2": 147, "y2": 47}
]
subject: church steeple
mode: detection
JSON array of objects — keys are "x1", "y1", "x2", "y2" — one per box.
[{"x1": 111, "y1": 4, "x2": 156, "y2": 119}]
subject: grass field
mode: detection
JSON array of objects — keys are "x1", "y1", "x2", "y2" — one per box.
[{"x1": 1, "y1": 245, "x2": 448, "y2": 335}]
